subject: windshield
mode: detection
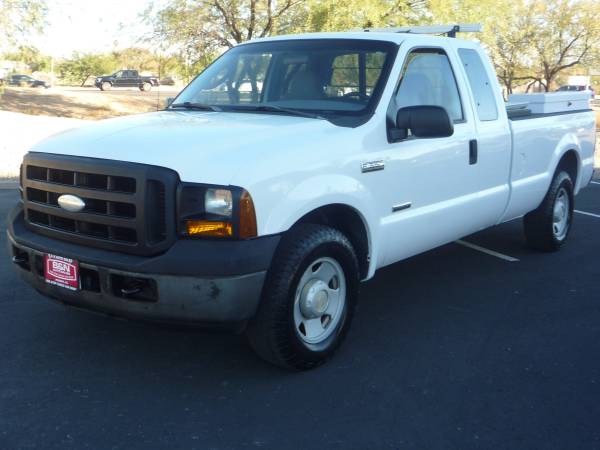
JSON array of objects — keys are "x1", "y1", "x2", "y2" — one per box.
[{"x1": 172, "y1": 39, "x2": 398, "y2": 125}]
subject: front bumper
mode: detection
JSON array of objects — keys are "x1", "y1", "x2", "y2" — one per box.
[{"x1": 8, "y1": 205, "x2": 280, "y2": 324}]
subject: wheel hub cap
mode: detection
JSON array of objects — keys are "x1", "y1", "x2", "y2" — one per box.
[
  {"x1": 299, "y1": 280, "x2": 330, "y2": 318},
  {"x1": 293, "y1": 257, "x2": 347, "y2": 346},
  {"x1": 552, "y1": 188, "x2": 570, "y2": 240}
]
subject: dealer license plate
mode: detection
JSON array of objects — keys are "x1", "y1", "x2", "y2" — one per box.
[{"x1": 44, "y1": 254, "x2": 80, "y2": 291}]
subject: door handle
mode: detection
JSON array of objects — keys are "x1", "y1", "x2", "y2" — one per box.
[{"x1": 469, "y1": 139, "x2": 478, "y2": 165}]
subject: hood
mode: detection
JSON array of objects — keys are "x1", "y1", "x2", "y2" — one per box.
[{"x1": 30, "y1": 110, "x2": 337, "y2": 185}]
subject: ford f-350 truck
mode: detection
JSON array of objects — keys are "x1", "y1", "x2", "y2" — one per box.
[{"x1": 8, "y1": 27, "x2": 596, "y2": 369}]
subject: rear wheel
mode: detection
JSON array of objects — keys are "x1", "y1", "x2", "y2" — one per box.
[
  {"x1": 246, "y1": 224, "x2": 359, "y2": 370},
  {"x1": 524, "y1": 170, "x2": 574, "y2": 251},
  {"x1": 141, "y1": 82, "x2": 152, "y2": 92}
]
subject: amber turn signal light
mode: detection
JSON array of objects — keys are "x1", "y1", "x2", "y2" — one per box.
[
  {"x1": 239, "y1": 191, "x2": 257, "y2": 239},
  {"x1": 186, "y1": 220, "x2": 232, "y2": 237}
]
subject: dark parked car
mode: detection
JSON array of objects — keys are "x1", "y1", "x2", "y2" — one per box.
[
  {"x1": 556, "y1": 84, "x2": 595, "y2": 99},
  {"x1": 94, "y1": 70, "x2": 159, "y2": 91},
  {"x1": 159, "y1": 76, "x2": 176, "y2": 86},
  {"x1": 6, "y1": 74, "x2": 50, "y2": 88}
]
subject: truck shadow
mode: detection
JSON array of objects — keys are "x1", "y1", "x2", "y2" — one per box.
[{"x1": 19, "y1": 220, "x2": 531, "y2": 382}]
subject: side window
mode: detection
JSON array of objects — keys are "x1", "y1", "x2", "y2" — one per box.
[
  {"x1": 395, "y1": 49, "x2": 464, "y2": 122},
  {"x1": 458, "y1": 48, "x2": 498, "y2": 121},
  {"x1": 114, "y1": 71, "x2": 123, "y2": 78}
]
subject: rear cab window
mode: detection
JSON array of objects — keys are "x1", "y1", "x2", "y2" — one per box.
[{"x1": 457, "y1": 48, "x2": 499, "y2": 121}]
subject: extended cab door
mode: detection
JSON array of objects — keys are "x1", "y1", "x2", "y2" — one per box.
[
  {"x1": 455, "y1": 45, "x2": 512, "y2": 222},
  {"x1": 374, "y1": 45, "x2": 510, "y2": 266}
]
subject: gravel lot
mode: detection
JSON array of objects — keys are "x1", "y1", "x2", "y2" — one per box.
[
  {"x1": 0, "y1": 86, "x2": 180, "y2": 119},
  {"x1": 1, "y1": 176, "x2": 599, "y2": 449}
]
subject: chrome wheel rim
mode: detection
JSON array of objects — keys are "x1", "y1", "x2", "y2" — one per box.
[
  {"x1": 293, "y1": 257, "x2": 346, "y2": 345},
  {"x1": 553, "y1": 187, "x2": 570, "y2": 240}
]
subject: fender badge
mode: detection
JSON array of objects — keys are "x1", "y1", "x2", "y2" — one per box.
[{"x1": 361, "y1": 160, "x2": 385, "y2": 173}]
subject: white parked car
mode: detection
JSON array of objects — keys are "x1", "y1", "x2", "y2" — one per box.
[{"x1": 8, "y1": 26, "x2": 597, "y2": 369}]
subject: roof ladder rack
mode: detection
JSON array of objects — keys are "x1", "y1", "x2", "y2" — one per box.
[{"x1": 363, "y1": 24, "x2": 482, "y2": 38}]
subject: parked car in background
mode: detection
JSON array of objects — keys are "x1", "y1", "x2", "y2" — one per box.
[
  {"x1": 159, "y1": 76, "x2": 176, "y2": 86},
  {"x1": 6, "y1": 74, "x2": 50, "y2": 88},
  {"x1": 557, "y1": 84, "x2": 595, "y2": 99},
  {"x1": 94, "y1": 70, "x2": 159, "y2": 92}
]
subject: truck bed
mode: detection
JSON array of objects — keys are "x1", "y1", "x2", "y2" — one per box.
[{"x1": 501, "y1": 109, "x2": 597, "y2": 222}]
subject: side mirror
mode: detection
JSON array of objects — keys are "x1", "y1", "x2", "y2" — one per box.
[
  {"x1": 391, "y1": 106, "x2": 454, "y2": 141},
  {"x1": 164, "y1": 97, "x2": 175, "y2": 108}
]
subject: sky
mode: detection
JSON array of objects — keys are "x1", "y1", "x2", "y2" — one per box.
[{"x1": 32, "y1": 0, "x2": 162, "y2": 57}]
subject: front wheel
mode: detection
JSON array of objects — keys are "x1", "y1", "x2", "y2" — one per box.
[
  {"x1": 100, "y1": 81, "x2": 112, "y2": 91},
  {"x1": 246, "y1": 224, "x2": 359, "y2": 370},
  {"x1": 524, "y1": 170, "x2": 574, "y2": 252}
]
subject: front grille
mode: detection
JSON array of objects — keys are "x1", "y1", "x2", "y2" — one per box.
[{"x1": 22, "y1": 153, "x2": 179, "y2": 256}]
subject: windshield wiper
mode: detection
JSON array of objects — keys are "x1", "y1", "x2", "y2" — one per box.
[
  {"x1": 170, "y1": 102, "x2": 222, "y2": 112},
  {"x1": 232, "y1": 105, "x2": 326, "y2": 120}
]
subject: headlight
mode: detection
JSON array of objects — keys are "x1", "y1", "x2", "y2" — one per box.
[
  {"x1": 205, "y1": 189, "x2": 232, "y2": 217},
  {"x1": 177, "y1": 184, "x2": 257, "y2": 239}
]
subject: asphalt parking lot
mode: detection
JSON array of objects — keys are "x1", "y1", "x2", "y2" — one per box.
[{"x1": 1, "y1": 179, "x2": 599, "y2": 450}]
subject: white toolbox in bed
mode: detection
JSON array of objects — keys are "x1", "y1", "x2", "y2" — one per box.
[{"x1": 508, "y1": 91, "x2": 590, "y2": 114}]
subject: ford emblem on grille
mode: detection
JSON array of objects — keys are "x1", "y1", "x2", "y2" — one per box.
[{"x1": 57, "y1": 194, "x2": 86, "y2": 213}]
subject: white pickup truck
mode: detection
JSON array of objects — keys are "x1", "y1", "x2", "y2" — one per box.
[{"x1": 8, "y1": 27, "x2": 596, "y2": 369}]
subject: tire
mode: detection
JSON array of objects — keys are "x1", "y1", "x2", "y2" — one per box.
[
  {"x1": 100, "y1": 81, "x2": 112, "y2": 91},
  {"x1": 141, "y1": 82, "x2": 152, "y2": 92},
  {"x1": 524, "y1": 170, "x2": 574, "y2": 252},
  {"x1": 246, "y1": 224, "x2": 359, "y2": 370}
]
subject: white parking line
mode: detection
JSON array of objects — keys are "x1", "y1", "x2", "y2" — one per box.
[
  {"x1": 575, "y1": 210, "x2": 600, "y2": 219},
  {"x1": 591, "y1": 181, "x2": 600, "y2": 186},
  {"x1": 455, "y1": 240, "x2": 520, "y2": 262}
]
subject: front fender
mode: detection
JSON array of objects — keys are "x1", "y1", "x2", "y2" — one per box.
[{"x1": 259, "y1": 174, "x2": 379, "y2": 276}]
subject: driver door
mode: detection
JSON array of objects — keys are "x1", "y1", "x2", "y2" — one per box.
[
  {"x1": 113, "y1": 71, "x2": 125, "y2": 87},
  {"x1": 373, "y1": 47, "x2": 489, "y2": 265}
]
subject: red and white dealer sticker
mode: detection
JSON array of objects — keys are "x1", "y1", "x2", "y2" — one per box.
[{"x1": 44, "y1": 254, "x2": 80, "y2": 291}]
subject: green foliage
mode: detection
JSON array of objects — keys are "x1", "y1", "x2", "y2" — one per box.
[
  {"x1": 57, "y1": 53, "x2": 119, "y2": 85},
  {"x1": 529, "y1": 0, "x2": 600, "y2": 91},
  {"x1": 3, "y1": 45, "x2": 51, "y2": 72},
  {"x1": 299, "y1": 0, "x2": 425, "y2": 32},
  {"x1": 112, "y1": 47, "x2": 160, "y2": 73},
  {"x1": 0, "y1": 0, "x2": 48, "y2": 50},
  {"x1": 427, "y1": 0, "x2": 600, "y2": 93}
]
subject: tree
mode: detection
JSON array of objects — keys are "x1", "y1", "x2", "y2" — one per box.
[
  {"x1": 146, "y1": 0, "x2": 306, "y2": 51},
  {"x1": 0, "y1": 0, "x2": 48, "y2": 50},
  {"x1": 3, "y1": 45, "x2": 51, "y2": 72},
  {"x1": 484, "y1": 0, "x2": 537, "y2": 95},
  {"x1": 144, "y1": 0, "x2": 425, "y2": 81},
  {"x1": 57, "y1": 53, "x2": 119, "y2": 86},
  {"x1": 112, "y1": 47, "x2": 160, "y2": 73},
  {"x1": 529, "y1": 0, "x2": 600, "y2": 91},
  {"x1": 144, "y1": 0, "x2": 308, "y2": 82},
  {"x1": 299, "y1": 0, "x2": 426, "y2": 32}
]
